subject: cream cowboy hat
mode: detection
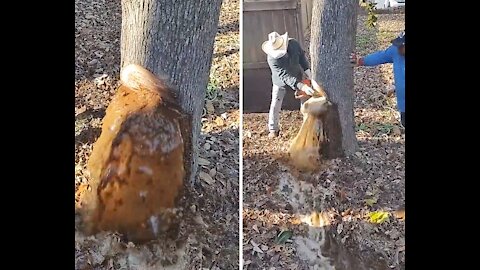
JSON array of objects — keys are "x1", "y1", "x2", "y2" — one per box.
[{"x1": 262, "y1": 32, "x2": 289, "y2": 59}]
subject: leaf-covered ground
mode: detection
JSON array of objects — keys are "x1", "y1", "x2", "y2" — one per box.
[
  {"x1": 75, "y1": 0, "x2": 239, "y2": 269},
  {"x1": 243, "y1": 14, "x2": 405, "y2": 270}
]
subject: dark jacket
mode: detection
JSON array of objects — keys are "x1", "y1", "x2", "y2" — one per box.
[{"x1": 267, "y1": 39, "x2": 310, "y2": 90}]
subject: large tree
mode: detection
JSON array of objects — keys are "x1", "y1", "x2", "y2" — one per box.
[
  {"x1": 120, "y1": 0, "x2": 223, "y2": 184},
  {"x1": 310, "y1": 0, "x2": 359, "y2": 157}
]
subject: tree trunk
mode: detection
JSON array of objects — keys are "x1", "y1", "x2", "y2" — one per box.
[
  {"x1": 310, "y1": 0, "x2": 359, "y2": 158},
  {"x1": 120, "y1": 0, "x2": 223, "y2": 185}
]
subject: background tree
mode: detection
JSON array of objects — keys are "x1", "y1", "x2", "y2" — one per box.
[
  {"x1": 310, "y1": 0, "x2": 359, "y2": 158},
  {"x1": 120, "y1": 0, "x2": 223, "y2": 184}
]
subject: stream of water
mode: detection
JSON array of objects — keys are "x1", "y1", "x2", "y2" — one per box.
[{"x1": 276, "y1": 165, "x2": 387, "y2": 270}]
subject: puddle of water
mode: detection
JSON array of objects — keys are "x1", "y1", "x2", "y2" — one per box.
[
  {"x1": 277, "y1": 165, "x2": 314, "y2": 212},
  {"x1": 126, "y1": 240, "x2": 187, "y2": 270},
  {"x1": 295, "y1": 226, "x2": 336, "y2": 269}
]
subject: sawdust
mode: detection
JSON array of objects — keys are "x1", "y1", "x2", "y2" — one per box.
[
  {"x1": 288, "y1": 80, "x2": 331, "y2": 171},
  {"x1": 288, "y1": 115, "x2": 323, "y2": 171}
]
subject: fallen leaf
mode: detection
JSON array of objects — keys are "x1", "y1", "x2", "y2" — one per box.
[
  {"x1": 368, "y1": 211, "x2": 390, "y2": 224},
  {"x1": 394, "y1": 209, "x2": 405, "y2": 220},
  {"x1": 337, "y1": 223, "x2": 344, "y2": 234},
  {"x1": 267, "y1": 249, "x2": 276, "y2": 256},
  {"x1": 209, "y1": 168, "x2": 217, "y2": 177},
  {"x1": 251, "y1": 240, "x2": 264, "y2": 254},
  {"x1": 75, "y1": 106, "x2": 87, "y2": 116},
  {"x1": 252, "y1": 224, "x2": 260, "y2": 233},
  {"x1": 199, "y1": 171, "x2": 215, "y2": 185},
  {"x1": 396, "y1": 238, "x2": 405, "y2": 246},
  {"x1": 365, "y1": 197, "x2": 378, "y2": 207},
  {"x1": 275, "y1": 230, "x2": 293, "y2": 244},
  {"x1": 388, "y1": 228, "x2": 400, "y2": 239},
  {"x1": 198, "y1": 157, "x2": 210, "y2": 166},
  {"x1": 215, "y1": 116, "x2": 225, "y2": 126},
  {"x1": 206, "y1": 100, "x2": 215, "y2": 113},
  {"x1": 338, "y1": 189, "x2": 348, "y2": 202},
  {"x1": 392, "y1": 126, "x2": 401, "y2": 135},
  {"x1": 204, "y1": 143, "x2": 211, "y2": 150},
  {"x1": 194, "y1": 215, "x2": 209, "y2": 228},
  {"x1": 270, "y1": 254, "x2": 280, "y2": 263},
  {"x1": 289, "y1": 263, "x2": 299, "y2": 269}
]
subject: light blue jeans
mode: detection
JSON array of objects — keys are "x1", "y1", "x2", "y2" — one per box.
[{"x1": 268, "y1": 84, "x2": 307, "y2": 132}]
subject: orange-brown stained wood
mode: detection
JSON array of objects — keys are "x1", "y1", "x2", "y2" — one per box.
[{"x1": 81, "y1": 64, "x2": 186, "y2": 243}]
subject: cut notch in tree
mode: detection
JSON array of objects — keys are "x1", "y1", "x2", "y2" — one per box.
[{"x1": 310, "y1": 0, "x2": 360, "y2": 158}]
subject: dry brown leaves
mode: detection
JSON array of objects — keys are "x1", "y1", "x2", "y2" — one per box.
[{"x1": 212, "y1": 0, "x2": 240, "y2": 92}]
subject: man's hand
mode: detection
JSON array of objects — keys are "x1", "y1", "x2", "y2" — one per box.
[
  {"x1": 300, "y1": 84, "x2": 315, "y2": 96},
  {"x1": 350, "y1": 53, "x2": 363, "y2": 67}
]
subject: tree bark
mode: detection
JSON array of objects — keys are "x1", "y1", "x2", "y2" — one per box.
[
  {"x1": 120, "y1": 0, "x2": 223, "y2": 184},
  {"x1": 310, "y1": 0, "x2": 359, "y2": 158}
]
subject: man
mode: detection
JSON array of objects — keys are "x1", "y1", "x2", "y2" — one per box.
[
  {"x1": 350, "y1": 31, "x2": 405, "y2": 127},
  {"x1": 262, "y1": 32, "x2": 315, "y2": 138}
]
